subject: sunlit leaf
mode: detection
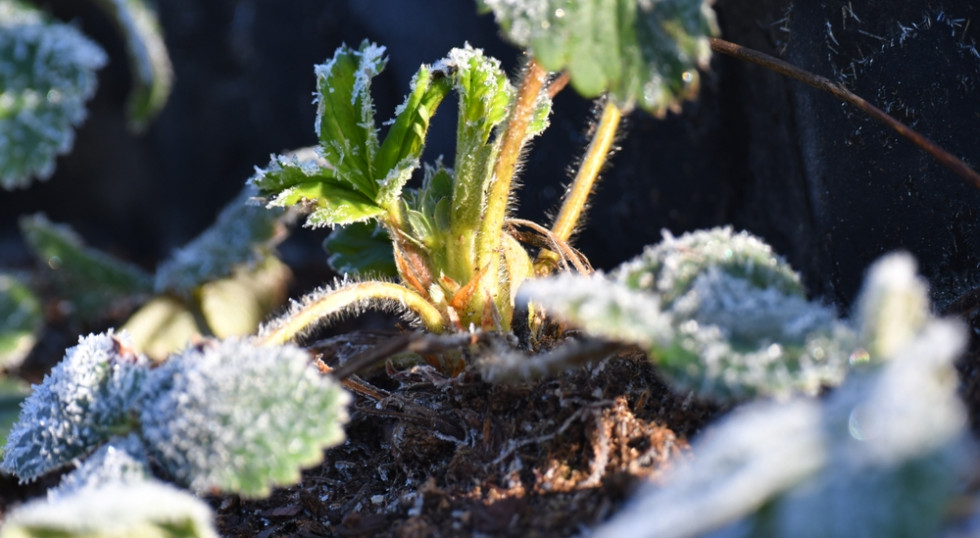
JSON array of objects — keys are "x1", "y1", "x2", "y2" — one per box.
[{"x1": 479, "y1": 0, "x2": 717, "y2": 115}]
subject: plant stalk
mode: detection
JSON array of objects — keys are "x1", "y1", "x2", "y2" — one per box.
[
  {"x1": 536, "y1": 99, "x2": 621, "y2": 273},
  {"x1": 709, "y1": 37, "x2": 980, "y2": 190},
  {"x1": 259, "y1": 281, "x2": 446, "y2": 346},
  {"x1": 472, "y1": 58, "x2": 549, "y2": 327}
]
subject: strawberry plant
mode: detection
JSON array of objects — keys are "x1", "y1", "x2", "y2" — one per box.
[{"x1": 2, "y1": 0, "x2": 979, "y2": 536}]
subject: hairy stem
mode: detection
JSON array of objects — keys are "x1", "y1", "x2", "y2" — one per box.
[
  {"x1": 259, "y1": 282, "x2": 446, "y2": 346},
  {"x1": 536, "y1": 99, "x2": 622, "y2": 274},
  {"x1": 709, "y1": 37, "x2": 980, "y2": 190},
  {"x1": 472, "y1": 58, "x2": 549, "y2": 327}
]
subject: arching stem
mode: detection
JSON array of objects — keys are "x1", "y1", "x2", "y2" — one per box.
[
  {"x1": 259, "y1": 281, "x2": 447, "y2": 346},
  {"x1": 709, "y1": 37, "x2": 980, "y2": 190},
  {"x1": 535, "y1": 99, "x2": 622, "y2": 274}
]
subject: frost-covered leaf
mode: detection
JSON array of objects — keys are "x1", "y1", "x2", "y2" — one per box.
[
  {"x1": 374, "y1": 62, "x2": 451, "y2": 208},
  {"x1": 252, "y1": 41, "x2": 451, "y2": 228},
  {"x1": 313, "y1": 40, "x2": 386, "y2": 199},
  {"x1": 479, "y1": 0, "x2": 717, "y2": 115},
  {"x1": 49, "y1": 433, "x2": 150, "y2": 499},
  {"x1": 1, "y1": 479, "x2": 218, "y2": 538},
  {"x1": 19, "y1": 213, "x2": 153, "y2": 317},
  {"x1": 594, "y1": 399, "x2": 827, "y2": 538},
  {"x1": 596, "y1": 266, "x2": 971, "y2": 538},
  {"x1": 0, "y1": 272, "x2": 42, "y2": 369},
  {"x1": 323, "y1": 221, "x2": 398, "y2": 277},
  {"x1": 251, "y1": 152, "x2": 386, "y2": 228},
  {"x1": 138, "y1": 339, "x2": 351, "y2": 497},
  {"x1": 442, "y1": 45, "x2": 514, "y2": 237},
  {"x1": 91, "y1": 0, "x2": 173, "y2": 131},
  {"x1": 0, "y1": 0, "x2": 108, "y2": 188},
  {"x1": 155, "y1": 184, "x2": 290, "y2": 294},
  {"x1": 1, "y1": 331, "x2": 149, "y2": 481},
  {"x1": 522, "y1": 228, "x2": 854, "y2": 402},
  {"x1": 852, "y1": 252, "x2": 929, "y2": 359}
]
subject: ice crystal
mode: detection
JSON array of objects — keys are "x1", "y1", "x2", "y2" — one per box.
[
  {"x1": 0, "y1": 0, "x2": 108, "y2": 188},
  {"x1": 1, "y1": 478, "x2": 218, "y2": 538},
  {"x1": 595, "y1": 256, "x2": 972, "y2": 538},
  {"x1": 522, "y1": 228, "x2": 854, "y2": 402},
  {"x1": 48, "y1": 433, "x2": 150, "y2": 500},
  {"x1": 1, "y1": 331, "x2": 149, "y2": 481},
  {"x1": 137, "y1": 339, "x2": 351, "y2": 497}
]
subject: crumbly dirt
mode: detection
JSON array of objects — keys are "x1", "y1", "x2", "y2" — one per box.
[{"x1": 209, "y1": 333, "x2": 719, "y2": 537}]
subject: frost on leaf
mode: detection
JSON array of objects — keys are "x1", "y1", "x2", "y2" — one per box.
[
  {"x1": 0, "y1": 0, "x2": 108, "y2": 189},
  {"x1": 155, "y1": 183, "x2": 290, "y2": 294},
  {"x1": 1, "y1": 478, "x2": 218, "y2": 538},
  {"x1": 91, "y1": 0, "x2": 173, "y2": 131},
  {"x1": 0, "y1": 272, "x2": 43, "y2": 369},
  {"x1": 479, "y1": 0, "x2": 717, "y2": 116},
  {"x1": 19, "y1": 213, "x2": 154, "y2": 317},
  {"x1": 137, "y1": 339, "x2": 351, "y2": 497},
  {"x1": 852, "y1": 252, "x2": 929, "y2": 359},
  {"x1": 521, "y1": 228, "x2": 855, "y2": 402},
  {"x1": 1, "y1": 331, "x2": 149, "y2": 482},
  {"x1": 48, "y1": 433, "x2": 150, "y2": 499},
  {"x1": 595, "y1": 257, "x2": 972, "y2": 538},
  {"x1": 323, "y1": 221, "x2": 398, "y2": 277},
  {"x1": 251, "y1": 41, "x2": 451, "y2": 229}
]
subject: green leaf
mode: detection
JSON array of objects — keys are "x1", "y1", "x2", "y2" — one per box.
[
  {"x1": 91, "y1": 0, "x2": 173, "y2": 131},
  {"x1": 479, "y1": 0, "x2": 718, "y2": 115},
  {"x1": 0, "y1": 0, "x2": 108, "y2": 189},
  {"x1": 0, "y1": 273, "x2": 43, "y2": 369},
  {"x1": 19, "y1": 214, "x2": 154, "y2": 317},
  {"x1": 0, "y1": 378, "x2": 31, "y2": 454},
  {"x1": 155, "y1": 184, "x2": 290, "y2": 294},
  {"x1": 374, "y1": 64, "x2": 451, "y2": 207},
  {"x1": 251, "y1": 153, "x2": 386, "y2": 228},
  {"x1": 521, "y1": 228, "x2": 855, "y2": 402},
  {"x1": 323, "y1": 222, "x2": 398, "y2": 277},
  {"x1": 138, "y1": 339, "x2": 351, "y2": 498},
  {"x1": 1, "y1": 332, "x2": 149, "y2": 481},
  {"x1": 314, "y1": 40, "x2": 386, "y2": 200},
  {"x1": 1, "y1": 479, "x2": 218, "y2": 538},
  {"x1": 445, "y1": 46, "x2": 513, "y2": 235}
]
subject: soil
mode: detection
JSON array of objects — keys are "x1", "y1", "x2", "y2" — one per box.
[{"x1": 207, "y1": 333, "x2": 719, "y2": 537}]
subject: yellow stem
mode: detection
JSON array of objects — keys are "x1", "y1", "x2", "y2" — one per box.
[
  {"x1": 536, "y1": 100, "x2": 622, "y2": 273},
  {"x1": 259, "y1": 281, "x2": 446, "y2": 346}
]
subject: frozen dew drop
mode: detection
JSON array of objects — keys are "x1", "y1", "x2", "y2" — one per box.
[
  {"x1": 47, "y1": 255, "x2": 62, "y2": 270},
  {"x1": 849, "y1": 348, "x2": 870, "y2": 365}
]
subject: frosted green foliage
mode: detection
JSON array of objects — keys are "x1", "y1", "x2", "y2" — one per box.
[
  {"x1": 1, "y1": 479, "x2": 218, "y2": 538},
  {"x1": 91, "y1": 0, "x2": 173, "y2": 131},
  {"x1": 0, "y1": 0, "x2": 108, "y2": 189},
  {"x1": 595, "y1": 260, "x2": 971, "y2": 538},
  {"x1": 137, "y1": 339, "x2": 351, "y2": 497},
  {"x1": 521, "y1": 228, "x2": 855, "y2": 401},
  {"x1": 19, "y1": 213, "x2": 154, "y2": 316},
  {"x1": 155, "y1": 184, "x2": 289, "y2": 294},
  {"x1": 0, "y1": 272, "x2": 42, "y2": 368},
  {"x1": 594, "y1": 399, "x2": 827, "y2": 538},
  {"x1": 251, "y1": 40, "x2": 452, "y2": 228},
  {"x1": 852, "y1": 252, "x2": 929, "y2": 359},
  {"x1": 323, "y1": 221, "x2": 398, "y2": 277},
  {"x1": 478, "y1": 0, "x2": 717, "y2": 116},
  {"x1": 1, "y1": 331, "x2": 150, "y2": 482},
  {"x1": 48, "y1": 434, "x2": 150, "y2": 499}
]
